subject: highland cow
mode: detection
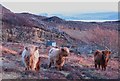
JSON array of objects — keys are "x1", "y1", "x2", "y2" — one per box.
[
  {"x1": 94, "y1": 49, "x2": 111, "y2": 70},
  {"x1": 48, "y1": 47, "x2": 69, "y2": 70},
  {"x1": 29, "y1": 47, "x2": 40, "y2": 72}
]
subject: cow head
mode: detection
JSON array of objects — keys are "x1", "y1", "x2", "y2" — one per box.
[
  {"x1": 25, "y1": 47, "x2": 28, "y2": 50},
  {"x1": 102, "y1": 50, "x2": 111, "y2": 66},
  {"x1": 35, "y1": 47, "x2": 39, "y2": 51},
  {"x1": 61, "y1": 47, "x2": 70, "y2": 57}
]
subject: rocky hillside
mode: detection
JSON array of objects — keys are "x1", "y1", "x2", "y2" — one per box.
[{"x1": 1, "y1": 5, "x2": 66, "y2": 44}]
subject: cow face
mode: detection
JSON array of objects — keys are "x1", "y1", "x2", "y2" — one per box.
[
  {"x1": 61, "y1": 47, "x2": 69, "y2": 57},
  {"x1": 102, "y1": 50, "x2": 111, "y2": 65},
  {"x1": 35, "y1": 47, "x2": 39, "y2": 51}
]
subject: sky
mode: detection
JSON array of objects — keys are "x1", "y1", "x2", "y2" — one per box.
[
  {"x1": 1, "y1": 2, "x2": 118, "y2": 15},
  {"x1": 0, "y1": 2, "x2": 119, "y2": 20}
]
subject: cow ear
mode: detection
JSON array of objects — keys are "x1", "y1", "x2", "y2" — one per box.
[
  {"x1": 96, "y1": 50, "x2": 100, "y2": 54},
  {"x1": 102, "y1": 51, "x2": 104, "y2": 54},
  {"x1": 109, "y1": 51, "x2": 111, "y2": 54},
  {"x1": 94, "y1": 50, "x2": 100, "y2": 56}
]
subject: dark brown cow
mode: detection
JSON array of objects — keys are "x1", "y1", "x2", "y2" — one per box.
[{"x1": 94, "y1": 50, "x2": 111, "y2": 70}]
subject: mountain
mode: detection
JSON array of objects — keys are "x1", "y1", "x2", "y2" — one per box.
[
  {"x1": 40, "y1": 12, "x2": 118, "y2": 21},
  {"x1": 42, "y1": 16, "x2": 65, "y2": 23}
]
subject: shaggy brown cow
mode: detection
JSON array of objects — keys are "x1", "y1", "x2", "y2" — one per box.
[
  {"x1": 29, "y1": 47, "x2": 40, "y2": 72},
  {"x1": 94, "y1": 50, "x2": 111, "y2": 70},
  {"x1": 48, "y1": 47, "x2": 69, "y2": 70}
]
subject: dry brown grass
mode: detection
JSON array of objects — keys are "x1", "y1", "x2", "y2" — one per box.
[{"x1": 0, "y1": 45, "x2": 17, "y2": 55}]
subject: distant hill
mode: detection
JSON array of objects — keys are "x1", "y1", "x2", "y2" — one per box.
[
  {"x1": 42, "y1": 16, "x2": 65, "y2": 23},
  {"x1": 40, "y1": 12, "x2": 118, "y2": 21}
]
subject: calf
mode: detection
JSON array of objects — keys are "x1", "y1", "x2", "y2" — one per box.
[
  {"x1": 94, "y1": 50, "x2": 111, "y2": 70},
  {"x1": 48, "y1": 47, "x2": 69, "y2": 70}
]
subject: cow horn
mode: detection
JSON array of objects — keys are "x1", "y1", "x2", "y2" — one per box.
[{"x1": 105, "y1": 46, "x2": 109, "y2": 50}]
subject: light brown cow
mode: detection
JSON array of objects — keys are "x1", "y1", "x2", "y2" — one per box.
[
  {"x1": 29, "y1": 47, "x2": 40, "y2": 72},
  {"x1": 94, "y1": 49, "x2": 111, "y2": 70},
  {"x1": 48, "y1": 47, "x2": 69, "y2": 70}
]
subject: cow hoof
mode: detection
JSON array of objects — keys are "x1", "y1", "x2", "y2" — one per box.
[{"x1": 25, "y1": 68, "x2": 27, "y2": 70}]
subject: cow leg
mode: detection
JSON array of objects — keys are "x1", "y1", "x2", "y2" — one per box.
[
  {"x1": 54, "y1": 58, "x2": 58, "y2": 69},
  {"x1": 55, "y1": 65, "x2": 61, "y2": 71},
  {"x1": 25, "y1": 67, "x2": 29, "y2": 70},
  {"x1": 35, "y1": 65, "x2": 39, "y2": 72},
  {"x1": 25, "y1": 66, "x2": 29, "y2": 70},
  {"x1": 59, "y1": 66, "x2": 62, "y2": 71},
  {"x1": 101, "y1": 65, "x2": 104, "y2": 70},
  {"x1": 22, "y1": 58, "x2": 27, "y2": 67},
  {"x1": 29, "y1": 56, "x2": 33, "y2": 70},
  {"x1": 104, "y1": 65, "x2": 106, "y2": 71},
  {"x1": 48, "y1": 61, "x2": 52, "y2": 68},
  {"x1": 48, "y1": 58, "x2": 52, "y2": 68},
  {"x1": 35, "y1": 61, "x2": 40, "y2": 72},
  {"x1": 104, "y1": 63, "x2": 108, "y2": 71},
  {"x1": 37, "y1": 57, "x2": 41, "y2": 71},
  {"x1": 94, "y1": 60, "x2": 98, "y2": 70},
  {"x1": 95, "y1": 64, "x2": 97, "y2": 69},
  {"x1": 26, "y1": 57, "x2": 30, "y2": 71},
  {"x1": 56, "y1": 63, "x2": 64, "y2": 71},
  {"x1": 98, "y1": 64, "x2": 100, "y2": 70},
  {"x1": 24, "y1": 58, "x2": 29, "y2": 70},
  {"x1": 34, "y1": 57, "x2": 40, "y2": 71},
  {"x1": 54, "y1": 59, "x2": 60, "y2": 70},
  {"x1": 56, "y1": 66, "x2": 60, "y2": 70},
  {"x1": 60, "y1": 60, "x2": 65, "y2": 71}
]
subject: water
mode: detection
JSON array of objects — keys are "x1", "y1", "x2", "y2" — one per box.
[{"x1": 70, "y1": 20, "x2": 118, "y2": 22}]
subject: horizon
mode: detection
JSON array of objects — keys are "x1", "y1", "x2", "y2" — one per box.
[{"x1": 39, "y1": 12, "x2": 118, "y2": 21}]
